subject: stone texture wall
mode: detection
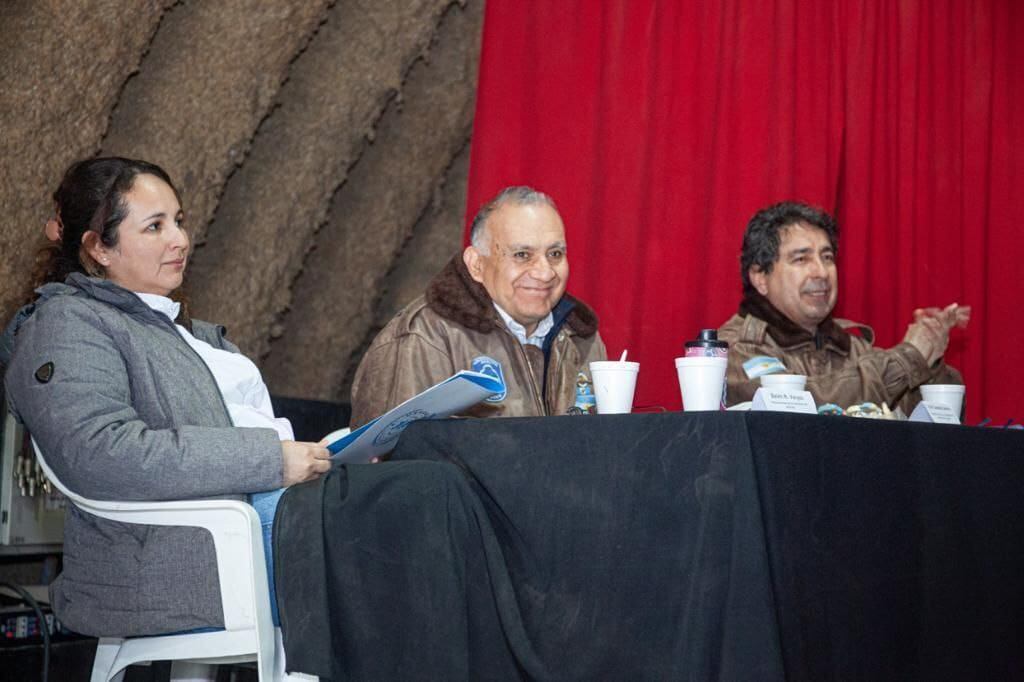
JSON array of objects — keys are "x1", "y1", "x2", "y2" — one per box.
[{"x1": 0, "y1": 0, "x2": 483, "y2": 403}]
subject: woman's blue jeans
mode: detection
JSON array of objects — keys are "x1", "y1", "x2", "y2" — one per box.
[{"x1": 249, "y1": 488, "x2": 285, "y2": 626}]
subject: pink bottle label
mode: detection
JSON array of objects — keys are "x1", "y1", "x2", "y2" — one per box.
[{"x1": 685, "y1": 346, "x2": 728, "y2": 358}]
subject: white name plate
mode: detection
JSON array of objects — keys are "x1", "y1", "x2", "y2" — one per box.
[
  {"x1": 909, "y1": 401, "x2": 960, "y2": 424},
  {"x1": 751, "y1": 388, "x2": 818, "y2": 414}
]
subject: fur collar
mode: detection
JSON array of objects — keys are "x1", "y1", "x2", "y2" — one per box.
[
  {"x1": 739, "y1": 291, "x2": 851, "y2": 352},
  {"x1": 425, "y1": 254, "x2": 599, "y2": 337}
]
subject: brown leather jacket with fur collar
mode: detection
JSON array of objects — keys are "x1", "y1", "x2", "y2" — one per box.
[
  {"x1": 350, "y1": 255, "x2": 606, "y2": 428},
  {"x1": 718, "y1": 293, "x2": 963, "y2": 413}
]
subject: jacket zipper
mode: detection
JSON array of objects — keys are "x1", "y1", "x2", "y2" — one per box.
[
  {"x1": 545, "y1": 331, "x2": 570, "y2": 411},
  {"x1": 497, "y1": 323, "x2": 547, "y2": 415},
  {"x1": 150, "y1": 313, "x2": 236, "y2": 426}
]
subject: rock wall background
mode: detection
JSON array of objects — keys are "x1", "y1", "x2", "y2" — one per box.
[{"x1": 0, "y1": 0, "x2": 483, "y2": 403}]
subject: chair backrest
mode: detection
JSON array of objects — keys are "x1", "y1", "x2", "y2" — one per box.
[{"x1": 31, "y1": 438, "x2": 83, "y2": 503}]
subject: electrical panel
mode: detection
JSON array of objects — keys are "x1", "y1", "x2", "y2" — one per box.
[{"x1": 0, "y1": 408, "x2": 64, "y2": 547}]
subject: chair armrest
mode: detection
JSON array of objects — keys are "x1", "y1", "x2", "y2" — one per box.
[
  {"x1": 32, "y1": 438, "x2": 271, "y2": 632},
  {"x1": 82, "y1": 499, "x2": 269, "y2": 632}
]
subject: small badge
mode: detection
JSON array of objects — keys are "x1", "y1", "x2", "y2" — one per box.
[
  {"x1": 574, "y1": 372, "x2": 597, "y2": 414},
  {"x1": 34, "y1": 362, "x2": 54, "y2": 384},
  {"x1": 742, "y1": 355, "x2": 787, "y2": 379},
  {"x1": 471, "y1": 356, "x2": 507, "y2": 402}
]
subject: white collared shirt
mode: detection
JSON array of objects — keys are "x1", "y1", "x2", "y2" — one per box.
[
  {"x1": 136, "y1": 292, "x2": 294, "y2": 442},
  {"x1": 493, "y1": 303, "x2": 553, "y2": 348}
]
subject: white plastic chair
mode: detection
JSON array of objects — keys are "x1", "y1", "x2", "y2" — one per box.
[{"x1": 31, "y1": 438, "x2": 317, "y2": 682}]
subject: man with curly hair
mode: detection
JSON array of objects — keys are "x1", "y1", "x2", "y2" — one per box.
[{"x1": 718, "y1": 201, "x2": 966, "y2": 412}]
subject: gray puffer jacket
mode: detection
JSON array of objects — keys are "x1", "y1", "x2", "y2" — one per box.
[{"x1": 1, "y1": 274, "x2": 283, "y2": 637}]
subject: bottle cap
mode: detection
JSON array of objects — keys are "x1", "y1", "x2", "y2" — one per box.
[{"x1": 685, "y1": 328, "x2": 728, "y2": 349}]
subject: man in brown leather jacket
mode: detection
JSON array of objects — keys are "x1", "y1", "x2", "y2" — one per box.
[
  {"x1": 718, "y1": 202, "x2": 967, "y2": 413},
  {"x1": 350, "y1": 187, "x2": 606, "y2": 427}
]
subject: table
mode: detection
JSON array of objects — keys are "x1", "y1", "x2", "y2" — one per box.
[{"x1": 275, "y1": 412, "x2": 1024, "y2": 680}]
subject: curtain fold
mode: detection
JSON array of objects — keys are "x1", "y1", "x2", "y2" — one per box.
[{"x1": 467, "y1": 0, "x2": 1022, "y2": 422}]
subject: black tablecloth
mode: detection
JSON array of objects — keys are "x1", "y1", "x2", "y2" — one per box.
[
  {"x1": 275, "y1": 412, "x2": 1024, "y2": 681},
  {"x1": 745, "y1": 414, "x2": 1024, "y2": 680}
]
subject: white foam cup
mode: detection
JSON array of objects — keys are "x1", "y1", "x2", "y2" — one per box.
[
  {"x1": 589, "y1": 361, "x2": 640, "y2": 414},
  {"x1": 760, "y1": 374, "x2": 808, "y2": 391},
  {"x1": 920, "y1": 384, "x2": 965, "y2": 416},
  {"x1": 675, "y1": 356, "x2": 728, "y2": 411}
]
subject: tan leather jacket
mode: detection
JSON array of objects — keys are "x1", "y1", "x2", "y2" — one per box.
[
  {"x1": 350, "y1": 256, "x2": 606, "y2": 427},
  {"x1": 718, "y1": 294, "x2": 963, "y2": 413}
]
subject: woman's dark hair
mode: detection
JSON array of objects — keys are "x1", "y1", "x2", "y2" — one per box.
[
  {"x1": 740, "y1": 201, "x2": 839, "y2": 297},
  {"x1": 24, "y1": 157, "x2": 192, "y2": 325},
  {"x1": 28, "y1": 157, "x2": 180, "y2": 294}
]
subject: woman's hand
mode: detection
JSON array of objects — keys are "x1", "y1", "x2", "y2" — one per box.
[{"x1": 281, "y1": 441, "x2": 331, "y2": 486}]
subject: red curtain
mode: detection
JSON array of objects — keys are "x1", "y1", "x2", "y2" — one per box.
[{"x1": 466, "y1": 1, "x2": 1023, "y2": 423}]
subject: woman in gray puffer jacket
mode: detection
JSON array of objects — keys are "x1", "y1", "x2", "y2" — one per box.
[{"x1": 0, "y1": 158, "x2": 330, "y2": 637}]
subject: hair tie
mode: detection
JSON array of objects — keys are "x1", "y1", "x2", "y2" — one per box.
[{"x1": 44, "y1": 217, "x2": 62, "y2": 242}]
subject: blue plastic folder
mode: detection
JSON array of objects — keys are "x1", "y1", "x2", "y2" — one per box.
[{"x1": 326, "y1": 370, "x2": 504, "y2": 463}]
